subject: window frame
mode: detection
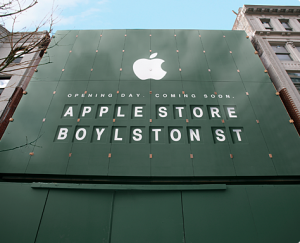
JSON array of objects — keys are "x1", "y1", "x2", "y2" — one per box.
[
  {"x1": 271, "y1": 44, "x2": 292, "y2": 61},
  {"x1": 0, "y1": 76, "x2": 11, "y2": 95},
  {"x1": 260, "y1": 19, "x2": 273, "y2": 31},
  {"x1": 279, "y1": 19, "x2": 293, "y2": 31},
  {"x1": 287, "y1": 72, "x2": 300, "y2": 94},
  {"x1": 12, "y1": 50, "x2": 25, "y2": 63}
]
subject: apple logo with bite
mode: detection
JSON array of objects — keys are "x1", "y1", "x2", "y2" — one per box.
[{"x1": 133, "y1": 53, "x2": 167, "y2": 80}]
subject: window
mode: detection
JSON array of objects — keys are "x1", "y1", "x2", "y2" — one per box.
[
  {"x1": 260, "y1": 19, "x2": 273, "y2": 30},
  {"x1": 280, "y1": 19, "x2": 292, "y2": 31},
  {"x1": 288, "y1": 73, "x2": 300, "y2": 94},
  {"x1": 271, "y1": 45, "x2": 292, "y2": 61},
  {"x1": 0, "y1": 77, "x2": 11, "y2": 95},
  {"x1": 13, "y1": 50, "x2": 24, "y2": 63}
]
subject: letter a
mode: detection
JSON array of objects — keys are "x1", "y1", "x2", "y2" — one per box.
[{"x1": 64, "y1": 107, "x2": 73, "y2": 117}]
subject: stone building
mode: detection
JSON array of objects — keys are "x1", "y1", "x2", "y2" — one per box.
[
  {"x1": 233, "y1": 5, "x2": 300, "y2": 134},
  {"x1": 0, "y1": 25, "x2": 49, "y2": 138}
]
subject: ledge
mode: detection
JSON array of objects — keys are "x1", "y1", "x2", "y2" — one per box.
[
  {"x1": 31, "y1": 183, "x2": 227, "y2": 191},
  {"x1": 245, "y1": 6, "x2": 300, "y2": 15},
  {"x1": 255, "y1": 31, "x2": 300, "y2": 37}
]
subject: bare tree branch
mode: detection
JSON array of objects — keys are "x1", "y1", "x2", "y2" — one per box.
[
  {"x1": 0, "y1": 0, "x2": 59, "y2": 74},
  {"x1": 0, "y1": 0, "x2": 37, "y2": 17},
  {"x1": 0, "y1": 134, "x2": 42, "y2": 152}
]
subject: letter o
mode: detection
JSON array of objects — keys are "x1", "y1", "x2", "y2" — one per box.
[
  {"x1": 193, "y1": 107, "x2": 203, "y2": 118},
  {"x1": 170, "y1": 129, "x2": 181, "y2": 142},
  {"x1": 75, "y1": 128, "x2": 86, "y2": 141}
]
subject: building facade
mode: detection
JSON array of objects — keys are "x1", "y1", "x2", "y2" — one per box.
[
  {"x1": 0, "y1": 29, "x2": 300, "y2": 242},
  {"x1": 0, "y1": 25, "x2": 49, "y2": 138},
  {"x1": 233, "y1": 5, "x2": 300, "y2": 134}
]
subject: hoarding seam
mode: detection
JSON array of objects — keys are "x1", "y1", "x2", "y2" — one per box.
[
  {"x1": 33, "y1": 189, "x2": 50, "y2": 243},
  {"x1": 180, "y1": 192, "x2": 187, "y2": 243},
  {"x1": 174, "y1": 29, "x2": 195, "y2": 176},
  {"x1": 108, "y1": 191, "x2": 115, "y2": 243}
]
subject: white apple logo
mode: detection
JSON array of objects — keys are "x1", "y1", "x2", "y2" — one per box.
[{"x1": 133, "y1": 53, "x2": 167, "y2": 80}]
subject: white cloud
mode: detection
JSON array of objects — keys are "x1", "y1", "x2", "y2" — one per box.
[
  {"x1": 2, "y1": 0, "x2": 109, "y2": 32},
  {"x1": 80, "y1": 8, "x2": 103, "y2": 18}
]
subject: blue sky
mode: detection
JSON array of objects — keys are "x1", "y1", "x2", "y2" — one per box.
[{"x1": 4, "y1": 0, "x2": 300, "y2": 33}]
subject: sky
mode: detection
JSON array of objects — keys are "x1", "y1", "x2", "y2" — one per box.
[{"x1": 2, "y1": 0, "x2": 300, "y2": 34}]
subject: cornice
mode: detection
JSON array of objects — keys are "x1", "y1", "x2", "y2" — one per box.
[
  {"x1": 254, "y1": 30, "x2": 300, "y2": 37},
  {"x1": 244, "y1": 5, "x2": 300, "y2": 15}
]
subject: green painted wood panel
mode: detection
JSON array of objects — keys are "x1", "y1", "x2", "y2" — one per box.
[
  {"x1": 90, "y1": 30, "x2": 126, "y2": 81},
  {"x1": 31, "y1": 30, "x2": 79, "y2": 82},
  {"x1": 213, "y1": 82, "x2": 277, "y2": 176},
  {"x1": 65, "y1": 80, "x2": 119, "y2": 175},
  {"x1": 1, "y1": 183, "x2": 300, "y2": 243},
  {"x1": 25, "y1": 81, "x2": 89, "y2": 174},
  {"x1": 60, "y1": 30, "x2": 102, "y2": 81},
  {"x1": 150, "y1": 30, "x2": 181, "y2": 81},
  {"x1": 183, "y1": 188, "x2": 258, "y2": 243},
  {"x1": 1, "y1": 29, "x2": 300, "y2": 178},
  {"x1": 36, "y1": 189, "x2": 113, "y2": 243},
  {"x1": 0, "y1": 82, "x2": 58, "y2": 173},
  {"x1": 183, "y1": 185, "x2": 300, "y2": 243},
  {"x1": 244, "y1": 82, "x2": 300, "y2": 175},
  {"x1": 111, "y1": 191, "x2": 184, "y2": 243},
  {"x1": 0, "y1": 183, "x2": 48, "y2": 243},
  {"x1": 222, "y1": 30, "x2": 269, "y2": 82},
  {"x1": 120, "y1": 29, "x2": 151, "y2": 81},
  {"x1": 199, "y1": 30, "x2": 241, "y2": 82},
  {"x1": 175, "y1": 30, "x2": 211, "y2": 81},
  {"x1": 246, "y1": 185, "x2": 300, "y2": 243}
]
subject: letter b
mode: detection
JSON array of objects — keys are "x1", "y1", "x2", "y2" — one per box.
[{"x1": 57, "y1": 128, "x2": 68, "y2": 140}]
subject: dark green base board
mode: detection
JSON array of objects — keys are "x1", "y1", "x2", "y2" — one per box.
[{"x1": 1, "y1": 182, "x2": 300, "y2": 243}]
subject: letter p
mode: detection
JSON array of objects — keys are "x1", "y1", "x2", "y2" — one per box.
[{"x1": 99, "y1": 106, "x2": 109, "y2": 117}]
